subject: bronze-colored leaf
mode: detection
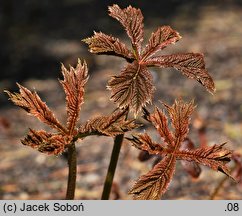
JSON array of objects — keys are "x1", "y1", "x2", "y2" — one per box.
[
  {"x1": 145, "y1": 53, "x2": 215, "y2": 93},
  {"x1": 163, "y1": 99, "x2": 195, "y2": 146},
  {"x1": 129, "y1": 155, "x2": 176, "y2": 200},
  {"x1": 21, "y1": 129, "x2": 72, "y2": 155},
  {"x1": 127, "y1": 133, "x2": 164, "y2": 155},
  {"x1": 82, "y1": 32, "x2": 133, "y2": 61},
  {"x1": 60, "y1": 59, "x2": 89, "y2": 134},
  {"x1": 107, "y1": 61, "x2": 155, "y2": 116},
  {"x1": 85, "y1": 5, "x2": 215, "y2": 117},
  {"x1": 5, "y1": 84, "x2": 66, "y2": 133},
  {"x1": 127, "y1": 99, "x2": 233, "y2": 199},
  {"x1": 108, "y1": 4, "x2": 144, "y2": 53},
  {"x1": 175, "y1": 143, "x2": 234, "y2": 179},
  {"x1": 79, "y1": 109, "x2": 139, "y2": 137},
  {"x1": 141, "y1": 26, "x2": 181, "y2": 60},
  {"x1": 149, "y1": 106, "x2": 175, "y2": 147}
]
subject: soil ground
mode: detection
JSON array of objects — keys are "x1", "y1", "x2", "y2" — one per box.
[{"x1": 0, "y1": 0, "x2": 241, "y2": 199}]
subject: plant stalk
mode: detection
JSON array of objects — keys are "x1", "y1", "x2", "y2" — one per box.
[
  {"x1": 209, "y1": 164, "x2": 237, "y2": 200},
  {"x1": 65, "y1": 142, "x2": 77, "y2": 200},
  {"x1": 101, "y1": 134, "x2": 124, "y2": 200}
]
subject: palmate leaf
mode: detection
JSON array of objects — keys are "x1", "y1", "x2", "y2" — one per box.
[
  {"x1": 60, "y1": 59, "x2": 89, "y2": 134},
  {"x1": 107, "y1": 61, "x2": 155, "y2": 116},
  {"x1": 129, "y1": 155, "x2": 176, "y2": 200},
  {"x1": 128, "y1": 99, "x2": 233, "y2": 199},
  {"x1": 108, "y1": 4, "x2": 144, "y2": 53},
  {"x1": 79, "y1": 109, "x2": 139, "y2": 137},
  {"x1": 6, "y1": 59, "x2": 139, "y2": 157},
  {"x1": 84, "y1": 5, "x2": 215, "y2": 116},
  {"x1": 5, "y1": 59, "x2": 139, "y2": 155},
  {"x1": 22, "y1": 129, "x2": 72, "y2": 155},
  {"x1": 82, "y1": 32, "x2": 134, "y2": 61},
  {"x1": 5, "y1": 84, "x2": 67, "y2": 134},
  {"x1": 145, "y1": 53, "x2": 215, "y2": 93}
]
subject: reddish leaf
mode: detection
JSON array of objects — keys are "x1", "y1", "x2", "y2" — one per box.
[
  {"x1": 128, "y1": 99, "x2": 233, "y2": 199},
  {"x1": 175, "y1": 143, "x2": 233, "y2": 179},
  {"x1": 145, "y1": 53, "x2": 215, "y2": 93},
  {"x1": 84, "y1": 5, "x2": 215, "y2": 116},
  {"x1": 141, "y1": 26, "x2": 181, "y2": 60},
  {"x1": 79, "y1": 109, "x2": 139, "y2": 137},
  {"x1": 84, "y1": 4, "x2": 216, "y2": 118},
  {"x1": 107, "y1": 61, "x2": 155, "y2": 116},
  {"x1": 127, "y1": 133, "x2": 164, "y2": 155},
  {"x1": 60, "y1": 59, "x2": 89, "y2": 134},
  {"x1": 5, "y1": 84, "x2": 66, "y2": 133},
  {"x1": 149, "y1": 106, "x2": 175, "y2": 147},
  {"x1": 108, "y1": 4, "x2": 144, "y2": 53},
  {"x1": 129, "y1": 155, "x2": 176, "y2": 200},
  {"x1": 82, "y1": 32, "x2": 133, "y2": 61},
  {"x1": 163, "y1": 98, "x2": 195, "y2": 146},
  {"x1": 22, "y1": 129, "x2": 72, "y2": 155}
]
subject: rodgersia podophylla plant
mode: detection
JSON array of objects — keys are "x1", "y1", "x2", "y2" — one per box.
[
  {"x1": 5, "y1": 59, "x2": 138, "y2": 199},
  {"x1": 83, "y1": 4, "x2": 235, "y2": 199},
  {"x1": 5, "y1": 4, "x2": 235, "y2": 200},
  {"x1": 5, "y1": 60, "x2": 137, "y2": 154},
  {"x1": 127, "y1": 99, "x2": 233, "y2": 199},
  {"x1": 83, "y1": 4, "x2": 215, "y2": 116}
]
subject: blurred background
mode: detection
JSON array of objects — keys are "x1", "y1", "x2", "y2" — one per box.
[{"x1": 0, "y1": 0, "x2": 241, "y2": 199}]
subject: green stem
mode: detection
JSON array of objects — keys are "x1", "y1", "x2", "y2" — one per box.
[
  {"x1": 101, "y1": 134, "x2": 124, "y2": 200},
  {"x1": 65, "y1": 142, "x2": 77, "y2": 200}
]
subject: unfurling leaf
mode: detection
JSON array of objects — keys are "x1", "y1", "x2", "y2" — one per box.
[
  {"x1": 5, "y1": 84, "x2": 66, "y2": 134},
  {"x1": 82, "y1": 32, "x2": 133, "y2": 61},
  {"x1": 107, "y1": 61, "x2": 155, "y2": 116},
  {"x1": 108, "y1": 4, "x2": 144, "y2": 53},
  {"x1": 79, "y1": 109, "x2": 139, "y2": 137},
  {"x1": 145, "y1": 53, "x2": 215, "y2": 93},
  {"x1": 60, "y1": 59, "x2": 89, "y2": 134},
  {"x1": 129, "y1": 155, "x2": 176, "y2": 200},
  {"x1": 163, "y1": 98, "x2": 195, "y2": 145},
  {"x1": 149, "y1": 106, "x2": 175, "y2": 147},
  {"x1": 22, "y1": 129, "x2": 72, "y2": 155}
]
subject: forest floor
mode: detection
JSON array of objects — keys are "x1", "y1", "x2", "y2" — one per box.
[{"x1": 0, "y1": 2, "x2": 242, "y2": 200}]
